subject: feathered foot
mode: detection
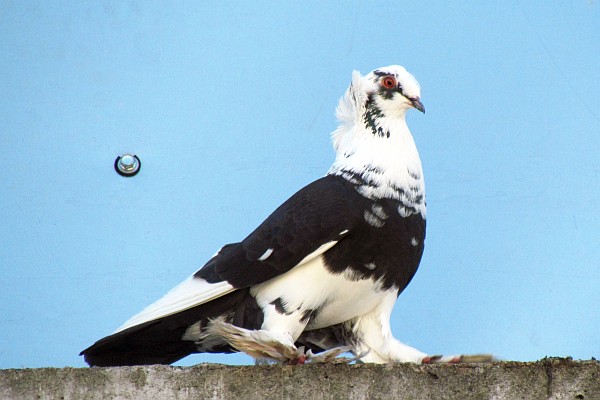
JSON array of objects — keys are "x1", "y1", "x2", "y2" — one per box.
[
  {"x1": 202, "y1": 317, "x2": 353, "y2": 364},
  {"x1": 422, "y1": 354, "x2": 494, "y2": 364},
  {"x1": 304, "y1": 346, "x2": 355, "y2": 364},
  {"x1": 202, "y1": 317, "x2": 301, "y2": 363}
]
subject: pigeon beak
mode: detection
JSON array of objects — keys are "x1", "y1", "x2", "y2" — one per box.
[{"x1": 411, "y1": 98, "x2": 425, "y2": 113}]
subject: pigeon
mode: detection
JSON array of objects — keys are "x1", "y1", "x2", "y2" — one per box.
[{"x1": 81, "y1": 65, "x2": 490, "y2": 366}]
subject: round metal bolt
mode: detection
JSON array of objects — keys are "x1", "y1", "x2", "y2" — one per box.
[{"x1": 115, "y1": 154, "x2": 141, "y2": 177}]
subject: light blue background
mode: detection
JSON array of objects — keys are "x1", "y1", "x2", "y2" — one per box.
[{"x1": 1, "y1": 2, "x2": 598, "y2": 368}]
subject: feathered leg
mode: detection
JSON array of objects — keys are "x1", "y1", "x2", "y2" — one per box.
[{"x1": 349, "y1": 292, "x2": 492, "y2": 364}]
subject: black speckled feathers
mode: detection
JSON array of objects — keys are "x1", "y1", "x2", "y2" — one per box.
[{"x1": 197, "y1": 174, "x2": 424, "y2": 292}]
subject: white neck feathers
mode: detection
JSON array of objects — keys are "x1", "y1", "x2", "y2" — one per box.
[{"x1": 328, "y1": 70, "x2": 426, "y2": 217}]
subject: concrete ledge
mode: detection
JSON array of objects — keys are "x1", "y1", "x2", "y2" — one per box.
[{"x1": 1, "y1": 358, "x2": 598, "y2": 400}]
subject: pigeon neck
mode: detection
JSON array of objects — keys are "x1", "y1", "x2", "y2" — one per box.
[{"x1": 328, "y1": 117, "x2": 426, "y2": 217}]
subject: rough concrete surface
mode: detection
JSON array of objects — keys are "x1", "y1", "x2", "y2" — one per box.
[{"x1": 0, "y1": 358, "x2": 598, "y2": 400}]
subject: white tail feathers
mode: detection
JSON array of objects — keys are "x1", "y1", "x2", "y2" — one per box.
[{"x1": 114, "y1": 277, "x2": 234, "y2": 333}]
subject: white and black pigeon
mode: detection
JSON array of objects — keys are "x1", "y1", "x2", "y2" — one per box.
[{"x1": 81, "y1": 65, "x2": 488, "y2": 366}]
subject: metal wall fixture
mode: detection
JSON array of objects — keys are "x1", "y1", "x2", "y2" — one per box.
[{"x1": 114, "y1": 154, "x2": 141, "y2": 177}]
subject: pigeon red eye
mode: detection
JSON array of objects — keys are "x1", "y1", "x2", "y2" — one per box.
[{"x1": 381, "y1": 76, "x2": 397, "y2": 89}]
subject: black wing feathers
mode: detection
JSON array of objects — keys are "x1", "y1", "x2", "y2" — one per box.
[{"x1": 196, "y1": 175, "x2": 359, "y2": 288}]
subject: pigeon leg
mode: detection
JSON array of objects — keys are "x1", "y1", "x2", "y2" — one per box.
[
  {"x1": 349, "y1": 295, "x2": 493, "y2": 364},
  {"x1": 349, "y1": 295, "x2": 428, "y2": 363}
]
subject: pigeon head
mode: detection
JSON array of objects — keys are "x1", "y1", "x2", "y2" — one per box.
[
  {"x1": 364, "y1": 65, "x2": 425, "y2": 115},
  {"x1": 333, "y1": 65, "x2": 424, "y2": 146}
]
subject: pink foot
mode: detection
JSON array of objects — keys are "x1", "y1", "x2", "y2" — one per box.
[{"x1": 288, "y1": 354, "x2": 307, "y2": 365}]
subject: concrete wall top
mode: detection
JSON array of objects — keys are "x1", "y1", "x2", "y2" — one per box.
[{"x1": 1, "y1": 358, "x2": 598, "y2": 400}]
